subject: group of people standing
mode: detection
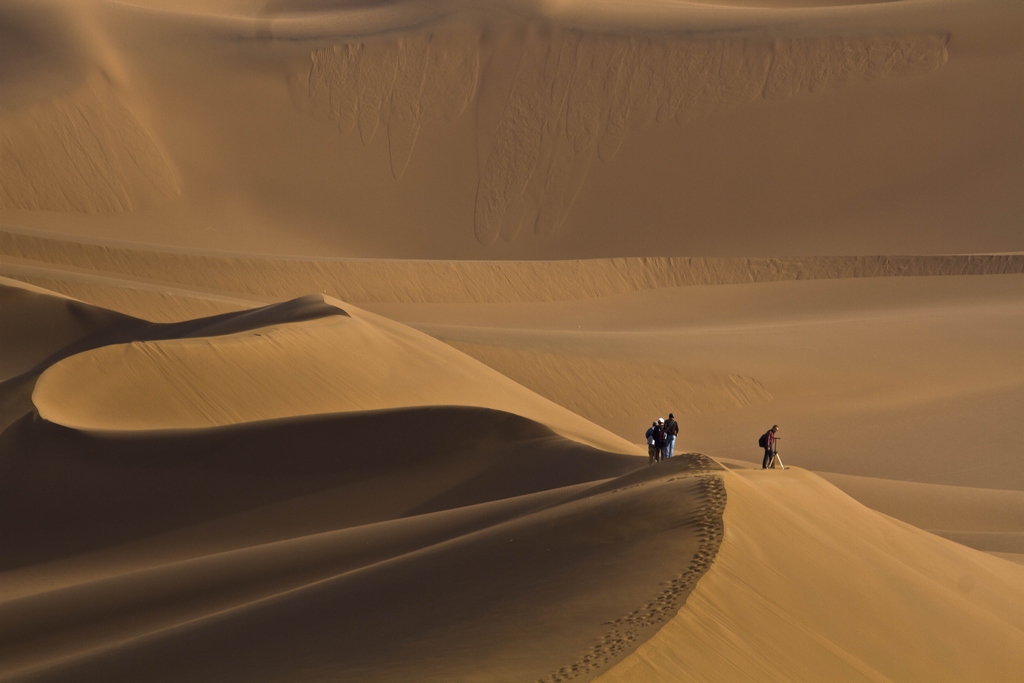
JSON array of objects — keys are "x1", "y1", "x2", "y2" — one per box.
[
  {"x1": 645, "y1": 413, "x2": 680, "y2": 464},
  {"x1": 644, "y1": 418, "x2": 783, "y2": 469}
]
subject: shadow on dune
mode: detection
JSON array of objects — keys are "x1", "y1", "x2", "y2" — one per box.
[{"x1": 0, "y1": 405, "x2": 638, "y2": 571}]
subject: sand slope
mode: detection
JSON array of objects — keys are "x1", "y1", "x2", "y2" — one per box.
[{"x1": 600, "y1": 468, "x2": 1024, "y2": 683}]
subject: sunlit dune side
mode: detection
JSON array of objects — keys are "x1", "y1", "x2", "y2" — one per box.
[
  {"x1": 30, "y1": 296, "x2": 633, "y2": 452},
  {"x1": 821, "y1": 472, "x2": 1024, "y2": 557},
  {"x1": 0, "y1": 74, "x2": 180, "y2": 213},
  {"x1": 599, "y1": 468, "x2": 1024, "y2": 683},
  {"x1": 442, "y1": 341, "x2": 773, "y2": 423},
  {"x1": 297, "y1": 27, "x2": 948, "y2": 244}
]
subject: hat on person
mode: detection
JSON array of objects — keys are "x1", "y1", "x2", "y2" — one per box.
[{"x1": 658, "y1": 418, "x2": 665, "y2": 424}]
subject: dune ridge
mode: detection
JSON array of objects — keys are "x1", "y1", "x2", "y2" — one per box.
[
  {"x1": 27, "y1": 292, "x2": 632, "y2": 452},
  {"x1": 1, "y1": 229, "x2": 1021, "y2": 308}
]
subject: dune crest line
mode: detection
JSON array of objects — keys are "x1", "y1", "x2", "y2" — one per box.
[{"x1": 0, "y1": 229, "x2": 1021, "y2": 306}]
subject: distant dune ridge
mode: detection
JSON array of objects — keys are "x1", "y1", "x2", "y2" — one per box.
[
  {"x1": 1, "y1": 0, "x2": 1023, "y2": 680},
  {"x1": 2, "y1": 228, "x2": 1021, "y2": 312}
]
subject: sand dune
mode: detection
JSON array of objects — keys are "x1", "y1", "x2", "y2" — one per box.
[
  {"x1": 1, "y1": 0, "x2": 1022, "y2": 680},
  {"x1": 3, "y1": 278, "x2": 1023, "y2": 682},
  {"x1": 1, "y1": 305, "x2": 723, "y2": 680}
]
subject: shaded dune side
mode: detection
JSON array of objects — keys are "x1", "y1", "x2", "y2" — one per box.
[
  {"x1": 0, "y1": 402, "x2": 725, "y2": 682},
  {"x1": 0, "y1": 75, "x2": 180, "y2": 213},
  {"x1": 0, "y1": 277, "x2": 135, "y2": 381},
  {"x1": 297, "y1": 26, "x2": 947, "y2": 244},
  {"x1": 1, "y1": 230, "x2": 1022, "y2": 306},
  {"x1": 0, "y1": 407, "x2": 637, "y2": 572}
]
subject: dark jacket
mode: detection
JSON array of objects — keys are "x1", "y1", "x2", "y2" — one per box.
[
  {"x1": 647, "y1": 426, "x2": 665, "y2": 446},
  {"x1": 664, "y1": 418, "x2": 679, "y2": 437}
]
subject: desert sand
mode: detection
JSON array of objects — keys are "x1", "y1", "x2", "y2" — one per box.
[{"x1": 1, "y1": 0, "x2": 1023, "y2": 680}]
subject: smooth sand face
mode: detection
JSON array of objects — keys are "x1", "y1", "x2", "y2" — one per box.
[{"x1": 1, "y1": 0, "x2": 1023, "y2": 680}]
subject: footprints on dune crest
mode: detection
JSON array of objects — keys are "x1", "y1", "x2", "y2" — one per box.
[
  {"x1": 302, "y1": 25, "x2": 948, "y2": 245},
  {"x1": 539, "y1": 470, "x2": 728, "y2": 682}
]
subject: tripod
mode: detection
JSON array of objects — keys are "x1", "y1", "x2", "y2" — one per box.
[{"x1": 769, "y1": 437, "x2": 786, "y2": 470}]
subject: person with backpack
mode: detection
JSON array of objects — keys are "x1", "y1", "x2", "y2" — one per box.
[
  {"x1": 663, "y1": 413, "x2": 680, "y2": 458},
  {"x1": 653, "y1": 417, "x2": 667, "y2": 461},
  {"x1": 645, "y1": 421, "x2": 660, "y2": 464},
  {"x1": 760, "y1": 425, "x2": 779, "y2": 469}
]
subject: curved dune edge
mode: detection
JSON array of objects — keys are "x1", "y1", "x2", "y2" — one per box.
[
  {"x1": 29, "y1": 296, "x2": 634, "y2": 453},
  {"x1": 596, "y1": 468, "x2": 1024, "y2": 682},
  {"x1": 0, "y1": 276, "x2": 135, "y2": 382},
  {"x1": 2, "y1": 230, "x2": 1022, "y2": 305}
]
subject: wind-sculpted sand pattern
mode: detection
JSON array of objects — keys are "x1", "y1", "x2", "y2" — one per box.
[
  {"x1": 302, "y1": 26, "x2": 947, "y2": 244},
  {"x1": 540, "y1": 468, "x2": 727, "y2": 682},
  {"x1": 303, "y1": 28, "x2": 479, "y2": 178},
  {"x1": 0, "y1": 76, "x2": 180, "y2": 213}
]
